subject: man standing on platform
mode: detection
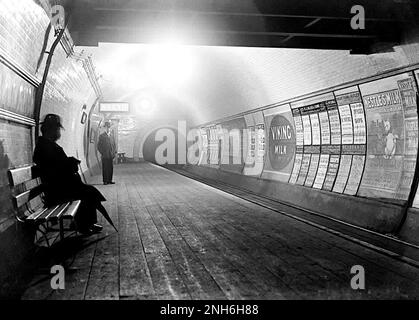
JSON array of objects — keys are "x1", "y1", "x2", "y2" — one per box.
[{"x1": 98, "y1": 121, "x2": 116, "y2": 185}]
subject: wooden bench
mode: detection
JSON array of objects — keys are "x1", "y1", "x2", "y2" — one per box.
[
  {"x1": 117, "y1": 152, "x2": 126, "y2": 164},
  {"x1": 7, "y1": 165, "x2": 81, "y2": 247}
]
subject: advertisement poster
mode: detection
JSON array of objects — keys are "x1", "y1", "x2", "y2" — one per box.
[
  {"x1": 312, "y1": 99, "x2": 341, "y2": 190},
  {"x1": 302, "y1": 114, "x2": 312, "y2": 146},
  {"x1": 205, "y1": 127, "x2": 211, "y2": 165},
  {"x1": 310, "y1": 113, "x2": 321, "y2": 146},
  {"x1": 358, "y1": 72, "x2": 418, "y2": 200},
  {"x1": 257, "y1": 123, "x2": 266, "y2": 164},
  {"x1": 243, "y1": 113, "x2": 255, "y2": 169},
  {"x1": 261, "y1": 105, "x2": 296, "y2": 182},
  {"x1": 244, "y1": 112, "x2": 266, "y2": 177},
  {"x1": 313, "y1": 154, "x2": 330, "y2": 189},
  {"x1": 328, "y1": 100, "x2": 342, "y2": 145},
  {"x1": 351, "y1": 102, "x2": 367, "y2": 144},
  {"x1": 219, "y1": 118, "x2": 246, "y2": 174},
  {"x1": 198, "y1": 127, "x2": 209, "y2": 166},
  {"x1": 289, "y1": 154, "x2": 302, "y2": 184},
  {"x1": 333, "y1": 87, "x2": 367, "y2": 195},
  {"x1": 208, "y1": 125, "x2": 220, "y2": 167},
  {"x1": 345, "y1": 153, "x2": 366, "y2": 195},
  {"x1": 244, "y1": 126, "x2": 255, "y2": 166},
  {"x1": 289, "y1": 108, "x2": 304, "y2": 184},
  {"x1": 333, "y1": 154, "x2": 352, "y2": 193},
  {"x1": 412, "y1": 70, "x2": 419, "y2": 207},
  {"x1": 298, "y1": 104, "x2": 323, "y2": 185},
  {"x1": 305, "y1": 153, "x2": 320, "y2": 187},
  {"x1": 296, "y1": 154, "x2": 311, "y2": 185},
  {"x1": 319, "y1": 108, "x2": 331, "y2": 145},
  {"x1": 294, "y1": 109, "x2": 304, "y2": 147},
  {"x1": 323, "y1": 154, "x2": 341, "y2": 191},
  {"x1": 339, "y1": 104, "x2": 354, "y2": 145},
  {"x1": 297, "y1": 154, "x2": 311, "y2": 186},
  {"x1": 243, "y1": 111, "x2": 265, "y2": 176},
  {"x1": 290, "y1": 94, "x2": 338, "y2": 187}
]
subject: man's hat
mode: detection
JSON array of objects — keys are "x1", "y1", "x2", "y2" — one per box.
[{"x1": 41, "y1": 114, "x2": 64, "y2": 129}]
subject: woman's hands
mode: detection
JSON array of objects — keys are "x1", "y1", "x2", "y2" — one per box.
[{"x1": 68, "y1": 157, "x2": 81, "y2": 172}]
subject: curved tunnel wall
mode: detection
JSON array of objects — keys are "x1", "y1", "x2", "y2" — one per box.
[
  {"x1": 182, "y1": 66, "x2": 419, "y2": 244},
  {"x1": 0, "y1": 0, "x2": 100, "y2": 293},
  {"x1": 1, "y1": 0, "x2": 419, "y2": 293}
]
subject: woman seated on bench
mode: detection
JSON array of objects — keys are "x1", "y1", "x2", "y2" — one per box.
[{"x1": 33, "y1": 114, "x2": 108, "y2": 235}]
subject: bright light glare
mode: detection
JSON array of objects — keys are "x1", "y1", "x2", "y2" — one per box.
[
  {"x1": 139, "y1": 98, "x2": 153, "y2": 111},
  {"x1": 134, "y1": 96, "x2": 156, "y2": 118},
  {"x1": 145, "y1": 44, "x2": 196, "y2": 89}
]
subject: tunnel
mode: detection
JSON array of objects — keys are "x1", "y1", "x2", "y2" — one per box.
[{"x1": 2, "y1": 0, "x2": 419, "y2": 305}]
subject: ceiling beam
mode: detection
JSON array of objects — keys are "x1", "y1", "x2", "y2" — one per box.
[
  {"x1": 62, "y1": 0, "x2": 412, "y2": 20},
  {"x1": 92, "y1": 25, "x2": 378, "y2": 40},
  {"x1": 69, "y1": 9, "x2": 401, "y2": 37},
  {"x1": 61, "y1": 0, "x2": 411, "y2": 51},
  {"x1": 89, "y1": 7, "x2": 403, "y2": 22}
]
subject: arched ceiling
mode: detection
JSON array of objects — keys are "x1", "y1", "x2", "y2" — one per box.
[{"x1": 83, "y1": 42, "x2": 419, "y2": 127}]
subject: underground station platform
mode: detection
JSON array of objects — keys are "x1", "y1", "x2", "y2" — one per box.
[
  {"x1": 3, "y1": 0, "x2": 419, "y2": 310},
  {"x1": 15, "y1": 163, "x2": 419, "y2": 300}
]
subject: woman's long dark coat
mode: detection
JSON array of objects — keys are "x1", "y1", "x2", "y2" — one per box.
[{"x1": 33, "y1": 136, "x2": 105, "y2": 228}]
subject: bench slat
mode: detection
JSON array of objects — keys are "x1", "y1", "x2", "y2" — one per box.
[
  {"x1": 26, "y1": 206, "x2": 54, "y2": 221},
  {"x1": 8, "y1": 165, "x2": 81, "y2": 245},
  {"x1": 25, "y1": 201, "x2": 80, "y2": 223},
  {"x1": 42, "y1": 203, "x2": 69, "y2": 221},
  {"x1": 13, "y1": 186, "x2": 43, "y2": 209},
  {"x1": 8, "y1": 166, "x2": 39, "y2": 187},
  {"x1": 61, "y1": 200, "x2": 81, "y2": 219}
]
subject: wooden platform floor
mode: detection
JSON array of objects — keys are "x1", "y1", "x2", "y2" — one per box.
[{"x1": 22, "y1": 163, "x2": 419, "y2": 300}]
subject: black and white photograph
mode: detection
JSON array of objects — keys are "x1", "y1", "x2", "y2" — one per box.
[{"x1": 1, "y1": 0, "x2": 419, "y2": 316}]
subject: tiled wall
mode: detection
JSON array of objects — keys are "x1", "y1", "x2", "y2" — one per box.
[
  {"x1": 41, "y1": 44, "x2": 97, "y2": 161},
  {"x1": 0, "y1": 0, "x2": 48, "y2": 232},
  {"x1": 0, "y1": 0, "x2": 49, "y2": 76},
  {"x1": 0, "y1": 0, "x2": 100, "y2": 293},
  {"x1": 195, "y1": 43, "x2": 419, "y2": 122}
]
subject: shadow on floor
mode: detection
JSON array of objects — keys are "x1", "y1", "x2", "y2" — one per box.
[{"x1": 0, "y1": 233, "x2": 110, "y2": 300}]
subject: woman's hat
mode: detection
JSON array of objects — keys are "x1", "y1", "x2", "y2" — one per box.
[{"x1": 41, "y1": 114, "x2": 64, "y2": 129}]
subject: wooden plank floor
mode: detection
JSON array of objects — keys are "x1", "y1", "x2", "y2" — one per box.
[{"x1": 21, "y1": 162, "x2": 419, "y2": 300}]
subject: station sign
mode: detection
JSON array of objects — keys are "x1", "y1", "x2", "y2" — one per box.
[{"x1": 99, "y1": 102, "x2": 130, "y2": 113}]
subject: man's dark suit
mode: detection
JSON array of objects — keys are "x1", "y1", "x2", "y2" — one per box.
[{"x1": 97, "y1": 132, "x2": 116, "y2": 183}]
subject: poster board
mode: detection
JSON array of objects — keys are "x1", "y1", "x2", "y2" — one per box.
[
  {"x1": 288, "y1": 109, "x2": 303, "y2": 184},
  {"x1": 243, "y1": 111, "x2": 266, "y2": 176},
  {"x1": 289, "y1": 93, "x2": 341, "y2": 189},
  {"x1": 358, "y1": 72, "x2": 418, "y2": 200},
  {"x1": 205, "y1": 125, "x2": 220, "y2": 167},
  {"x1": 409, "y1": 70, "x2": 419, "y2": 207},
  {"x1": 261, "y1": 104, "x2": 296, "y2": 182},
  {"x1": 198, "y1": 127, "x2": 208, "y2": 166},
  {"x1": 332, "y1": 86, "x2": 367, "y2": 195},
  {"x1": 219, "y1": 117, "x2": 247, "y2": 174}
]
